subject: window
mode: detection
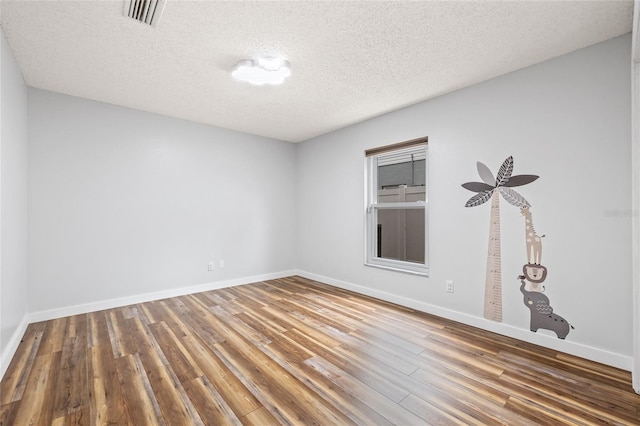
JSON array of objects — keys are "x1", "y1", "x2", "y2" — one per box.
[{"x1": 365, "y1": 137, "x2": 428, "y2": 276}]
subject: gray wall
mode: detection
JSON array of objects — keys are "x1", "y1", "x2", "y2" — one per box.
[
  {"x1": 0, "y1": 29, "x2": 29, "y2": 365},
  {"x1": 28, "y1": 89, "x2": 297, "y2": 312},
  {"x1": 296, "y1": 35, "x2": 632, "y2": 367}
]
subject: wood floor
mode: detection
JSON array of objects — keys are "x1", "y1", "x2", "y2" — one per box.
[{"x1": 0, "y1": 276, "x2": 638, "y2": 425}]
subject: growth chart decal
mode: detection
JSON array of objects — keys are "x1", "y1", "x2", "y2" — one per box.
[
  {"x1": 462, "y1": 156, "x2": 537, "y2": 322},
  {"x1": 462, "y1": 156, "x2": 573, "y2": 339}
]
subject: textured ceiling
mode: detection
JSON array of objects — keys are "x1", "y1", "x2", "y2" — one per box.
[{"x1": 0, "y1": 0, "x2": 634, "y2": 142}]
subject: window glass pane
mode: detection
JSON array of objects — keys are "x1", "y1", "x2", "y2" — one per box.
[
  {"x1": 377, "y1": 151, "x2": 426, "y2": 203},
  {"x1": 376, "y1": 208, "x2": 425, "y2": 264}
]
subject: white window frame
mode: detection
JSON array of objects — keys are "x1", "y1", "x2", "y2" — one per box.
[{"x1": 364, "y1": 142, "x2": 429, "y2": 276}]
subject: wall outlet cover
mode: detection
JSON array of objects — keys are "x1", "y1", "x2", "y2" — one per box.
[{"x1": 446, "y1": 280, "x2": 454, "y2": 293}]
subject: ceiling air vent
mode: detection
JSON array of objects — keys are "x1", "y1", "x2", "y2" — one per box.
[{"x1": 124, "y1": 0, "x2": 167, "y2": 27}]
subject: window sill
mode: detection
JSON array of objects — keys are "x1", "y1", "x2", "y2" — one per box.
[{"x1": 365, "y1": 261, "x2": 429, "y2": 277}]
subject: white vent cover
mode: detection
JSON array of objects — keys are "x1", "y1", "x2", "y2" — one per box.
[{"x1": 124, "y1": 0, "x2": 167, "y2": 27}]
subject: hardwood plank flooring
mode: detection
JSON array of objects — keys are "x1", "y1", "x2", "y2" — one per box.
[{"x1": 1, "y1": 275, "x2": 639, "y2": 425}]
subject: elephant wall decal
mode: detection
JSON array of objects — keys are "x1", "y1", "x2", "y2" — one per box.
[{"x1": 518, "y1": 278, "x2": 574, "y2": 339}]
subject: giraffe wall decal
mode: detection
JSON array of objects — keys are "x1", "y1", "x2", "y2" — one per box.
[
  {"x1": 520, "y1": 206, "x2": 545, "y2": 265},
  {"x1": 462, "y1": 156, "x2": 538, "y2": 322}
]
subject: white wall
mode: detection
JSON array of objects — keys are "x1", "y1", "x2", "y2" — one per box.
[
  {"x1": 0, "y1": 29, "x2": 29, "y2": 373},
  {"x1": 28, "y1": 89, "x2": 296, "y2": 313},
  {"x1": 631, "y1": 0, "x2": 639, "y2": 393},
  {"x1": 633, "y1": 50, "x2": 640, "y2": 392},
  {"x1": 297, "y1": 35, "x2": 633, "y2": 368}
]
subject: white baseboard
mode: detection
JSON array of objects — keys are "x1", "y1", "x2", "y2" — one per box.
[
  {"x1": 0, "y1": 315, "x2": 29, "y2": 382},
  {"x1": 27, "y1": 270, "x2": 298, "y2": 323},
  {"x1": 0, "y1": 270, "x2": 296, "y2": 382},
  {"x1": 295, "y1": 270, "x2": 633, "y2": 372}
]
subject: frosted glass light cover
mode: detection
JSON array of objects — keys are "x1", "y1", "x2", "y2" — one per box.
[{"x1": 231, "y1": 58, "x2": 291, "y2": 86}]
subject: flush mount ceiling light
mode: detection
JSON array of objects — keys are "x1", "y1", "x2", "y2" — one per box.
[{"x1": 231, "y1": 57, "x2": 291, "y2": 86}]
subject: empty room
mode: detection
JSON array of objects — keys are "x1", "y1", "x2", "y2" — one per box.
[{"x1": 1, "y1": 0, "x2": 640, "y2": 424}]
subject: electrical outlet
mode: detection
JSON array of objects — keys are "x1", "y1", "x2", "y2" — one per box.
[
  {"x1": 445, "y1": 280, "x2": 454, "y2": 293},
  {"x1": 219, "y1": 259, "x2": 225, "y2": 269},
  {"x1": 208, "y1": 261, "x2": 215, "y2": 272}
]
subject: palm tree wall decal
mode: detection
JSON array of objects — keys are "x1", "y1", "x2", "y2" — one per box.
[{"x1": 462, "y1": 156, "x2": 538, "y2": 322}]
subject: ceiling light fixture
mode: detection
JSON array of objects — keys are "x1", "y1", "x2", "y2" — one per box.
[{"x1": 231, "y1": 57, "x2": 291, "y2": 86}]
